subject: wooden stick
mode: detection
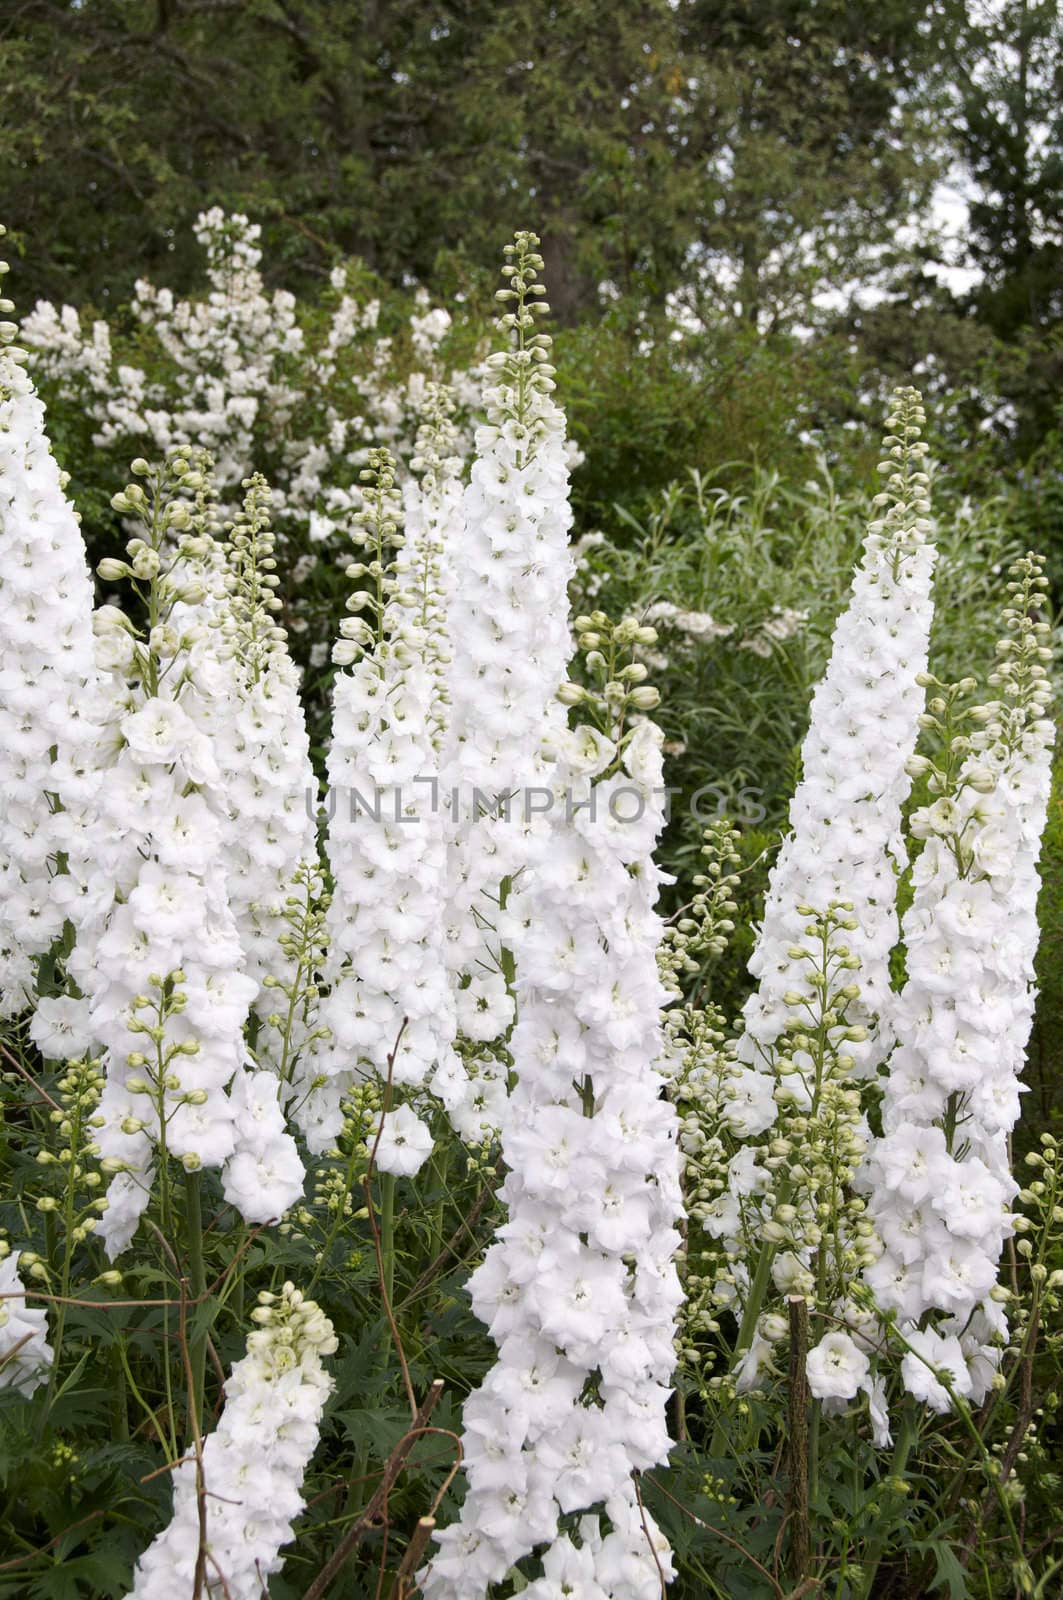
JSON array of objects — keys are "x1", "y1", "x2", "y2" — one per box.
[
  {"x1": 301, "y1": 1380, "x2": 444, "y2": 1600},
  {"x1": 388, "y1": 1516, "x2": 436, "y2": 1599}
]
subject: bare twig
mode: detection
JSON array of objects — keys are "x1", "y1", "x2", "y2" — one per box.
[
  {"x1": 0, "y1": 1509, "x2": 107, "y2": 1574},
  {"x1": 15, "y1": 1219, "x2": 270, "y2": 1315},
  {"x1": 301, "y1": 1379, "x2": 450, "y2": 1600},
  {"x1": 388, "y1": 1516, "x2": 436, "y2": 1599},
  {"x1": 0, "y1": 1039, "x2": 62, "y2": 1111},
  {"x1": 632, "y1": 1471, "x2": 668, "y2": 1598},
  {"x1": 204, "y1": 1549, "x2": 236, "y2": 1600},
  {"x1": 397, "y1": 1176, "x2": 498, "y2": 1309}
]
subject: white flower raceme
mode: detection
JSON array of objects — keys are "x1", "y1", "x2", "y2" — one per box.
[
  {"x1": 862, "y1": 555, "x2": 1054, "y2": 1395},
  {"x1": 126, "y1": 1282, "x2": 336, "y2": 1600},
  {"x1": 434, "y1": 235, "x2": 575, "y2": 1143},
  {"x1": 188, "y1": 477, "x2": 319, "y2": 1034},
  {"x1": 156, "y1": 472, "x2": 312, "y2": 1218},
  {"x1": 0, "y1": 1250, "x2": 53, "y2": 1398},
  {"x1": 737, "y1": 388, "x2": 937, "y2": 1092},
  {"x1": 222, "y1": 1067, "x2": 307, "y2": 1223},
  {"x1": 64, "y1": 459, "x2": 276, "y2": 1255},
  {"x1": 0, "y1": 226, "x2": 107, "y2": 1019},
  {"x1": 303, "y1": 421, "x2": 455, "y2": 1151},
  {"x1": 425, "y1": 617, "x2": 682, "y2": 1592},
  {"x1": 22, "y1": 208, "x2": 473, "y2": 547}
]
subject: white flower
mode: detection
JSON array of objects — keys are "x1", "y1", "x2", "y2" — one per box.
[
  {"x1": 805, "y1": 1331, "x2": 870, "y2": 1402},
  {"x1": 864, "y1": 554, "x2": 1053, "y2": 1350},
  {"x1": 29, "y1": 994, "x2": 93, "y2": 1061},
  {"x1": 424, "y1": 242, "x2": 680, "y2": 1599},
  {"x1": 0, "y1": 276, "x2": 107, "y2": 1020},
  {"x1": 121, "y1": 698, "x2": 199, "y2": 763},
  {"x1": 0, "y1": 1253, "x2": 53, "y2": 1398},
  {"x1": 126, "y1": 1282, "x2": 336, "y2": 1599},
  {"x1": 306, "y1": 416, "x2": 456, "y2": 1152},
  {"x1": 901, "y1": 1328, "x2": 973, "y2": 1414},
  {"x1": 865, "y1": 1373, "x2": 893, "y2": 1448},
  {"x1": 737, "y1": 388, "x2": 938, "y2": 1093},
  {"x1": 456, "y1": 973, "x2": 515, "y2": 1043},
  {"x1": 374, "y1": 1104, "x2": 434, "y2": 1176}
]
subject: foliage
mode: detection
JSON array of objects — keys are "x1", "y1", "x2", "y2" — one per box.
[
  {"x1": 0, "y1": 0, "x2": 953, "y2": 324},
  {"x1": 2, "y1": 215, "x2": 1063, "y2": 1600}
]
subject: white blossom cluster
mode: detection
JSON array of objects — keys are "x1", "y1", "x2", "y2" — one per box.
[
  {"x1": 144, "y1": 469, "x2": 315, "y2": 1219},
  {"x1": 21, "y1": 208, "x2": 476, "y2": 543},
  {"x1": 0, "y1": 1249, "x2": 53, "y2": 1398},
  {"x1": 196, "y1": 476, "x2": 319, "y2": 1031},
  {"x1": 65, "y1": 461, "x2": 282, "y2": 1253},
  {"x1": 126, "y1": 1281, "x2": 336, "y2": 1600},
  {"x1": 858, "y1": 554, "x2": 1055, "y2": 1403},
  {"x1": 426, "y1": 625, "x2": 682, "y2": 1594},
  {"x1": 737, "y1": 604, "x2": 809, "y2": 656},
  {"x1": 0, "y1": 225, "x2": 107, "y2": 1020},
  {"x1": 306, "y1": 413, "x2": 457, "y2": 1157},
  {"x1": 435, "y1": 234, "x2": 575, "y2": 1142},
  {"x1": 737, "y1": 387, "x2": 938, "y2": 1106},
  {"x1": 641, "y1": 599, "x2": 734, "y2": 643}
]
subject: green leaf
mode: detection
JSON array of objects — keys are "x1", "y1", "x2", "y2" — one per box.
[{"x1": 912, "y1": 1538, "x2": 972, "y2": 1600}]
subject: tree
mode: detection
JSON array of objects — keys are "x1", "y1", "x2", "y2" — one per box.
[
  {"x1": 1, "y1": 0, "x2": 956, "y2": 331},
  {"x1": 951, "y1": 0, "x2": 1063, "y2": 450},
  {"x1": 671, "y1": 0, "x2": 961, "y2": 333}
]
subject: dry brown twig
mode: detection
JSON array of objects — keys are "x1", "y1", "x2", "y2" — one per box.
[{"x1": 301, "y1": 1380, "x2": 459, "y2": 1600}]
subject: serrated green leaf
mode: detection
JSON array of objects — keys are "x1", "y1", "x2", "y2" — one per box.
[{"x1": 912, "y1": 1538, "x2": 971, "y2": 1600}]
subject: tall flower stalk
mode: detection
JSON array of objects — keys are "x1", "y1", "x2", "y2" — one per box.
[
  {"x1": 306, "y1": 433, "x2": 454, "y2": 1160},
  {"x1": 71, "y1": 456, "x2": 262, "y2": 1254},
  {"x1": 861, "y1": 554, "x2": 1055, "y2": 1397},
  {"x1": 0, "y1": 223, "x2": 107, "y2": 1022},
  {"x1": 736, "y1": 388, "x2": 938, "y2": 1101},
  {"x1": 435, "y1": 232, "x2": 575, "y2": 1143},
  {"x1": 424, "y1": 646, "x2": 682, "y2": 1590},
  {"x1": 125, "y1": 1281, "x2": 337, "y2": 1599}
]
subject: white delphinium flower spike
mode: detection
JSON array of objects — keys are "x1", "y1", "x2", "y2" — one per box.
[
  {"x1": 424, "y1": 615, "x2": 682, "y2": 1599},
  {"x1": 0, "y1": 1248, "x2": 53, "y2": 1398},
  {"x1": 200, "y1": 474, "x2": 319, "y2": 1027},
  {"x1": 125, "y1": 1281, "x2": 337, "y2": 1599},
  {"x1": 161, "y1": 469, "x2": 314, "y2": 1222},
  {"x1": 303, "y1": 425, "x2": 454, "y2": 1150},
  {"x1": 67, "y1": 456, "x2": 262, "y2": 1255},
  {"x1": 737, "y1": 387, "x2": 938, "y2": 1096},
  {"x1": 862, "y1": 554, "x2": 1054, "y2": 1398},
  {"x1": 0, "y1": 224, "x2": 107, "y2": 1022},
  {"x1": 434, "y1": 231, "x2": 575, "y2": 1143}
]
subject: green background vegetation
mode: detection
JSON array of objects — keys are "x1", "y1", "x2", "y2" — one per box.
[{"x1": 2, "y1": 3, "x2": 1063, "y2": 1594}]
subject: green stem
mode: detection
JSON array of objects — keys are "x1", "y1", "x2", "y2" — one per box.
[
  {"x1": 859, "y1": 1402, "x2": 917, "y2": 1600},
  {"x1": 708, "y1": 1227, "x2": 779, "y2": 1458},
  {"x1": 787, "y1": 1297, "x2": 811, "y2": 1584},
  {"x1": 380, "y1": 1173, "x2": 396, "y2": 1307},
  {"x1": 111, "y1": 1339, "x2": 130, "y2": 1441},
  {"x1": 183, "y1": 1169, "x2": 207, "y2": 1438},
  {"x1": 428, "y1": 1145, "x2": 449, "y2": 1263}
]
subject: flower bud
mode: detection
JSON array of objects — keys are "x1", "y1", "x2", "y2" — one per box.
[{"x1": 97, "y1": 557, "x2": 131, "y2": 581}]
